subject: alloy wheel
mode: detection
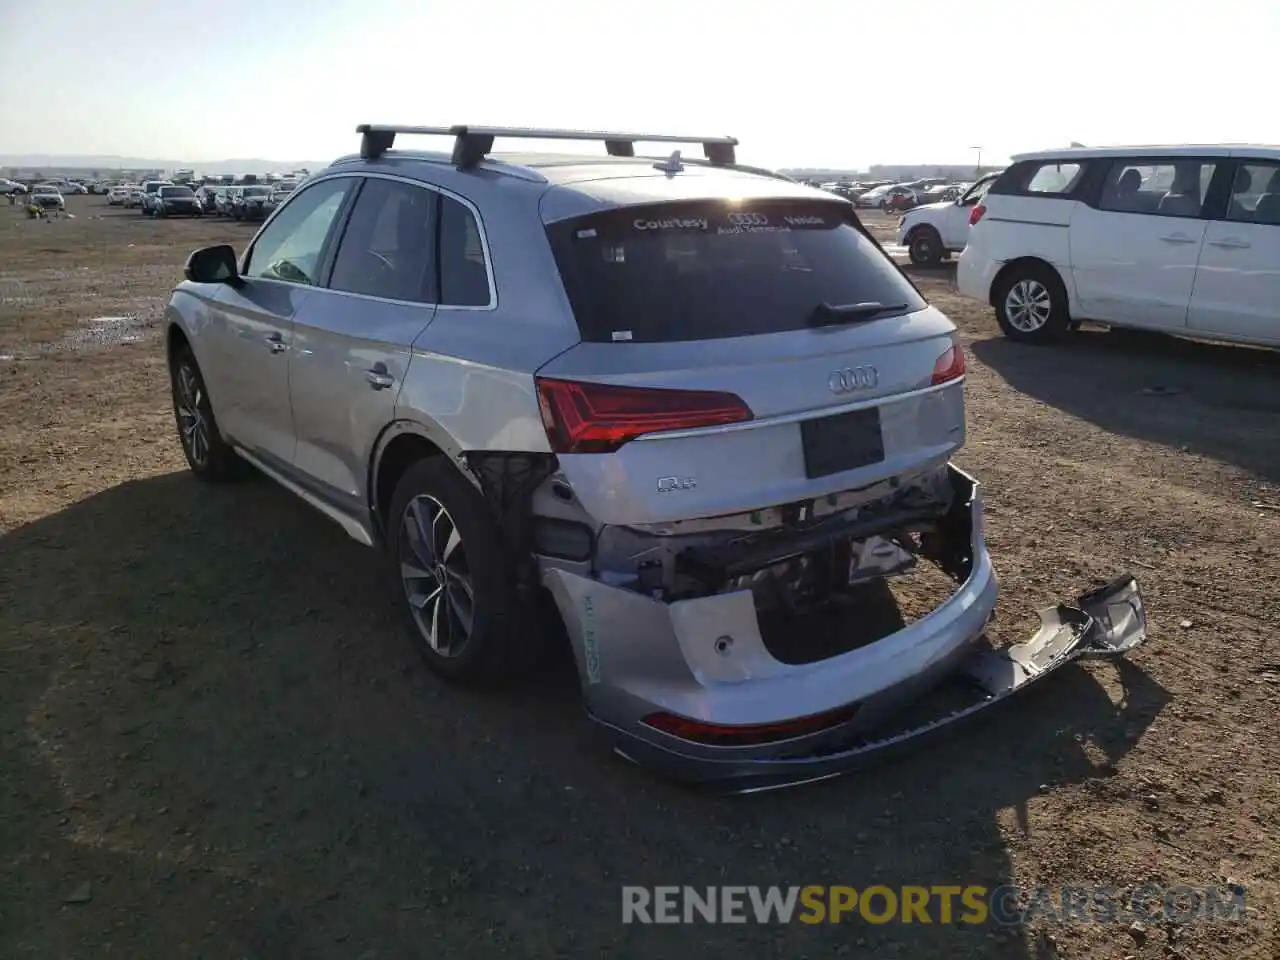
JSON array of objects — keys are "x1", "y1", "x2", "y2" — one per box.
[
  {"x1": 175, "y1": 362, "x2": 210, "y2": 467},
  {"x1": 1005, "y1": 279, "x2": 1053, "y2": 333},
  {"x1": 399, "y1": 495, "x2": 475, "y2": 657}
]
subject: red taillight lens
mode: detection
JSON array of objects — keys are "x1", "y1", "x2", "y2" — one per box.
[
  {"x1": 932, "y1": 342, "x2": 966, "y2": 385},
  {"x1": 535, "y1": 377, "x2": 753, "y2": 454},
  {"x1": 642, "y1": 702, "x2": 862, "y2": 746},
  {"x1": 968, "y1": 203, "x2": 987, "y2": 226}
]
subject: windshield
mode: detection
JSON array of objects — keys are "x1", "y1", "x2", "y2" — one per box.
[
  {"x1": 959, "y1": 175, "x2": 997, "y2": 205},
  {"x1": 161, "y1": 186, "x2": 194, "y2": 197},
  {"x1": 547, "y1": 199, "x2": 925, "y2": 344},
  {"x1": 244, "y1": 187, "x2": 270, "y2": 197}
]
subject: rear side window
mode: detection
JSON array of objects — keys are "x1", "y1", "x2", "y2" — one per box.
[
  {"x1": 328, "y1": 178, "x2": 437, "y2": 302},
  {"x1": 547, "y1": 200, "x2": 925, "y2": 343},
  {"x1": 993, "y1": 160, "x2": 1085, "y2": 196},
  {"x1": 438, "y1": 195, "x2": 491, "y2": 307},
  {"x1": 1100, "y1": 160, "x2": 1217, "y2": 217},
  {"x1": 1227, "y1": 162, "x2": 1280, "y2": 225}
]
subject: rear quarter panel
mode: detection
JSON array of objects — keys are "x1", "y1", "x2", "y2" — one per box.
[
  {"x1": 976, "y1": 194, "x2": 1079, "y2": 303},
  {"x1": 394, "y1": 183, "x2": 581, "y2": 454}
]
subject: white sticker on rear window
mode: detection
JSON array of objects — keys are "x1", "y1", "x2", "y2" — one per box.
[
  {"x1": 611, "y1": 330, "x2": 633, "y2": 342},
  {"x1": 633, "y1": 216, "x2": 708, "y2": 231},
  {"x1": 576, "y1": 228, "x2": 598, "y2": 239}
]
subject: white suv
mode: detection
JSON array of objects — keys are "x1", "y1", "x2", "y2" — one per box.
[
  {"x1": 957, "y1": 145, "x2": 1280, "y2": 346},
  {"x1": 895, "y1": 173, "x2": 999, "y2": 266}
]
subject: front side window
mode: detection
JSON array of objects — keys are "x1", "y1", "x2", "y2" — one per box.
[
  {"x1": 244, "y1": 178, "x2": 353, "y2": 286},
  {"x1": 328, "y1": 178, "x2": 437, "y2": 302},
  {"x1": 1226, "y1": 162, "x2": 1280, "y2": 225},
  {"x1": 1098, "y1": 160, "x2": 1216, "y2": 218},
  {"x1": 548, "y1": 200, "x2": 926, "y2": 344}
]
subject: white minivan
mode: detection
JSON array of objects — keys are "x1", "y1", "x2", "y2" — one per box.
[{"x1": 957, "y1": 145, "x2": 1280, "y2": 347}]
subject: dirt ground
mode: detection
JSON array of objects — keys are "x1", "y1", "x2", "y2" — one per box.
[{"x1": 1, "y1": 196, "x2": 1277, "y2": 959}]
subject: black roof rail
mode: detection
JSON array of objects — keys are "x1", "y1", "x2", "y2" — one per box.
[{"x1": 356, "y1": 124, "x2": 739, "y2": 169}]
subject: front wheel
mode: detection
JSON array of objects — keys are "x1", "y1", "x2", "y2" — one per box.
[
  {"x1": 907, "y1": 226, "x2": 944, "y2": 267},
  {"x1": 386, "y1": 458, "x2": 540, "y2": 684},
  {"x1": 169, "y1": 345, "x2": 247, "y2": 481},
  {"x1": 993, "y1": 264, "x2": 1070, "y2": 343}
]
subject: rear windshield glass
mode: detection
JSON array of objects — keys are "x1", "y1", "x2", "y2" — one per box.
[
  {"x1": 162, "y1": 186, "x2": 194, "y2": 197},
  {"x1": 547, "y1": 200, "x2": 925, "y2": 343}
]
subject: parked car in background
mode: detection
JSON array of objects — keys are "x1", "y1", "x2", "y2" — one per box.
[
  {"x1": 883, "y1": 191, "x2": 918, "y2": 213},
  {"x1": 28, "y1": 185, "x2": 65, "y2": 212},
  {"x1": 958, "y1": 145, "x2": 1280, "y2": 347},
  {"x1": 122, "y1": 187, "x2": 145, "y2": 209},
  {"x1": 0, "y1": 178, "x2": 27, "y2": 195},
  {"x1": 61, "y1": 182, "x2": 89, "y2": 195},
  {"x1": 232, "y1": 184, "x2": 273, "y2": 221},
  {"x1": 896, "y1": 172, "x2": 1000, "y2": 266},
  {"x1": 856, "y1": 183, "x2": 916, "y2": 210},
  {"x1": 138, "y1": 180, "x2": 175, "y2": 215},
  {"x1": 195, "y1": 185, "x2": 221, "y2": 214},
  {"x1": 107, "y1": 185, "x2": 134, "y2": 205},
  {"x1": 215, "y1": 187, "x2": 242, "y2": 217},
  {"x1": 151, "y1": 184, "x2": 204, "y2": 217},
  {"x1": 263, "y1": 179, "x2": 300, "y2": 214}
]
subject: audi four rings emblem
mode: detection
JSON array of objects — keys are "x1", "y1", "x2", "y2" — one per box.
[{"x1": 828, "y1": 366, "x2": 879, "y2": 393}]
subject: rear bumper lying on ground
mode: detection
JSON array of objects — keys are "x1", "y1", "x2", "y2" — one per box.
[{"x1": 542, "y1": 466, "x2": 1147, "y2": 791}]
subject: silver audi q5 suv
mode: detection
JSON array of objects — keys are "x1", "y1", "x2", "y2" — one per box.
[{"x1": 166, "y1": 124, "x2": 1146, "y2": 791}]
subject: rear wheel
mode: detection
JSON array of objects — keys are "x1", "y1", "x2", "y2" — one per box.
[
  {"x1": 993, "y1": 264, "x2": 1070, "y2": 343},
  {"x1": 907, "y1": 226, "x2": 944, "y2": 267},
  {"x1": 386, "y1": 458, "x2": 537, "y2": 684}
]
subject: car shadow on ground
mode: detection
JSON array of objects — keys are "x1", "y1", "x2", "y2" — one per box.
[
  {"x1": 0, "y1": 471, "x2": 1169, "y2": 959},
  {"x1": 971, "y1": 328, "x2": 1280, "y2": 483}
]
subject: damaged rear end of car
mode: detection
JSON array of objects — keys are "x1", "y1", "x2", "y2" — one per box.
[{"x1": 511, "y1": 185, "x2": 1137, "y2": 790}]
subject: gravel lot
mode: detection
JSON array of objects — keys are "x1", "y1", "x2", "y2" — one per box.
[{"x1": 1, "y1": 196, "x2": 1277, "y2": 959}]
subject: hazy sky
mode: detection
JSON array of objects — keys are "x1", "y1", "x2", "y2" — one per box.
[{"x1": 2, "y1": 0, "x2": 1277, "y2": 168}]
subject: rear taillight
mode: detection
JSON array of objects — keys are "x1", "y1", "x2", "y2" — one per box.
[
  {"x1": 931, "y1": 342, "x2": 966, "y2": 385},
  {"x1": 968, "y1": 203, "x2": 987, "y2": 226},
  {"x1": 535, "y1": 377, "x2": 753, "y2": 454}
]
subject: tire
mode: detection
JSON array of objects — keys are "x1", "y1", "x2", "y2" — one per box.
[
  {"x1": 386, "y1": 457, "x2": 537, "y2": 684},
  {"x1": 993, "y1": 263, "x2": 1070, "y2": 343},
  {"x1": 169, "y1": 344, "x2": 246, "y2": 482},
  {"x1": 907, "y1": 226, "x2": 944, "y2": 267}
]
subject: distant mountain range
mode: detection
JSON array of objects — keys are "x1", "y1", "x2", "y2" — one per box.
[{"x1": 0, "y1": 154, "x2": 329, "y2": 174}]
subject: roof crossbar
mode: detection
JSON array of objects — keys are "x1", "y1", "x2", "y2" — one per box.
[{"x1": 356, "y1": 124, "x2": 739, "y2": 169}]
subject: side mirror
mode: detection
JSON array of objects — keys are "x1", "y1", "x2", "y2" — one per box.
[{"x1": 184, "y1": 244, "x2": 240, "y2": 285}]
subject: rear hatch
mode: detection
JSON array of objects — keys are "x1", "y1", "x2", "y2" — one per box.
[{"x1": 536, "y1": 196, "x2": 967, "y2": 526}]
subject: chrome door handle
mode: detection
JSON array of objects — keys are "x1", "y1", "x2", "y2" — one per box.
[
  {"x1": 1208, "y1": 238, "x2": 1251, "y2": 249},
  {"x1": 366, "y1": 366, "x2": 394, "y2": 390},
  {"x1": 1159, "y1": 233, "x2": 1198, "y2": 244},
  {"x1": 264, "y1": 333, "x2": 287, "y2": 354}
]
